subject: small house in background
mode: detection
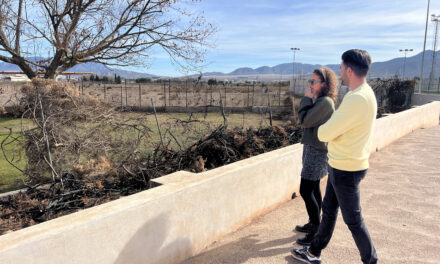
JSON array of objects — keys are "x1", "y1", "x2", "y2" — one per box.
[
  {"x1": 0, "y1": 74, "x2": 31, "y2": 82},
  {"x1": 55, "y1": 75, "x2": 68, "y2": 82}
]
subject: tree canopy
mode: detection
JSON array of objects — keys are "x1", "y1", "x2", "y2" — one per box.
[{"x1": 0, "y1": 0, "x2": 215, "y2": 79}]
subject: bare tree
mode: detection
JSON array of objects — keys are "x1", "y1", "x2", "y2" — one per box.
[{"x1": 0, "y1": 0, "x2": 215, "y2": 79}]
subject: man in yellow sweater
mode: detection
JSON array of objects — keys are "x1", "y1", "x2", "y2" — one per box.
[{"x1": 292, "y1": 49, "x2": 378, "y2": 264}]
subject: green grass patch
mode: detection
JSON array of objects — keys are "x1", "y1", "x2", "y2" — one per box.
[{"x1": 0, "y1": 117, "x2": 34, "y2": 193}]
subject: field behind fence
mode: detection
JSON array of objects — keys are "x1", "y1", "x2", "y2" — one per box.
[
  {"x1": 69, "y1": 80, "x2": 296, "y2": 113},
  {"x1": 0, "y1": 77, "x2": 425, "y2": 115}
]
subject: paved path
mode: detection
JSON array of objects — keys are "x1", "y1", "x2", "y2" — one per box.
[{"x1": 183, "y1": 125, "x2": 440, "y2": 264}]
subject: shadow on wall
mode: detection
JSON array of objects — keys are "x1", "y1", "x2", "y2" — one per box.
[{"x1": 114, "y1": 212, "x2": 192, "y2": 264}]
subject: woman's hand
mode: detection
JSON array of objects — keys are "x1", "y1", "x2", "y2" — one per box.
[{"x1": 305, "y1": 86, "x2": 314, "y2": 98}]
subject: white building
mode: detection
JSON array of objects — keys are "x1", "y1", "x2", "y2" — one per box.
[{"x1": 0, "y1": 74, "x2": 31, "y2": 82}]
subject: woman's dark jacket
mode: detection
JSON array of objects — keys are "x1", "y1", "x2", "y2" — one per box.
[{"x1": 298, "y1": 96, "x2": 335, "y2": 150}]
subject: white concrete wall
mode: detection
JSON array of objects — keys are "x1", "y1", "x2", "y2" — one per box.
[
  {"x1": 0, "y1": 144, "x2": 303, "y2": 264},
  {"x1": 372, "y1": 101, "x2": 440, "y2": 152},
  {"x1": 1, "y1": 101, "x2": 439, "y2": 264}
]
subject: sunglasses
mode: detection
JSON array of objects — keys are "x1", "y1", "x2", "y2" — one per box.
[{"x1": 308, "y1": 79, "x2": 323, "y2": 84}]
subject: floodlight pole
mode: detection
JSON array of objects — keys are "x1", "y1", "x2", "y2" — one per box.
[
  {"x1": 290, "y1": 48, "x2": 300, "y2": 80},
  {"x1": 290, "y1": 47, "x2": 300, "y2": 93},
  {"x1": 399, "y1": 49, "x2": 413, "y2": 80},
  {"x1": 419, "y1": 0, "x2": 430, "y2": 93}
]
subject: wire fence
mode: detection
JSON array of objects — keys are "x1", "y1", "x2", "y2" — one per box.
[
  {"x1": 1, "y1": 77, "x2": 430, "y2": 118},
  {"x1": 418, "y1": 78, "x2": 440, "y2": 93},
  {"x1": 69, "y1": 80, "x2": 296, "y2": 113}
]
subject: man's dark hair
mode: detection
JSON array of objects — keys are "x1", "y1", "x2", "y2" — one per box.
[{"x1": 341, "y1": 49, "x2": 371, "y2": 77}]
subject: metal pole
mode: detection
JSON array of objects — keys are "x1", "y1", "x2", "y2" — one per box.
[
  {"x1": 419, "y1": 0, "x2": 430, "y2": 93},
  {"x1": 403, "y1": 52, "x2": 407, "y2": 80},
  {"x1": 290, "y1": 47, "x2": 300, "y2": 94},
  {"x1": 428, "y1": 15, "x2": 440, "y2": 91},
  {"x1": 399, "y1": 49, "x2": 413, "y2": 80}
]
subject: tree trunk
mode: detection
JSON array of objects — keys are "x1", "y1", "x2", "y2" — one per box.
[{"x1": 14, "y1": 56, "x2": 37, "y2": 79}]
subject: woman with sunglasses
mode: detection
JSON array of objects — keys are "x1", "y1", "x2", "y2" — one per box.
[{"x1": 295, "y1": 66, "x2": 338, "y2": 246}]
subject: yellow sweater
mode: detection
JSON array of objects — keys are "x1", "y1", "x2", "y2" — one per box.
[{"x1": 317, "y1": 83, "x2": 377, "y2": 171}]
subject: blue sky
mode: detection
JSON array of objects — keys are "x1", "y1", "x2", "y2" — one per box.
[{"x1": 129, "y1": 0, "x2": 440, "y2": 76}]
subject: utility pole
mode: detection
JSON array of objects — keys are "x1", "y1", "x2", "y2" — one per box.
[
  {"x1": 290, "y1": 47, "x2": 300, "y2": 94},
  {"x1": 290, "y1": 47, "x2": 300, "y2": 123},
  {"x1": 399, "y1": 49, "x2": 413, "y2": 80},
  {"x1": 428, "y1": 14, "x2": 440, "y2": 91},
  {"x1": 419, "y1": 0, "x2": 430, "y2": 93}
]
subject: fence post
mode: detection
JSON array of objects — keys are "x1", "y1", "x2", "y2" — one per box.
[
  {"x1": 224, "y1": 85, "x2": 227, "y2": 108},
  {"x1": 104, "y1": 84, "x2": 106, "y2": 101},
  {"x1": 185, "y1": 79, "x2": 188, "y2": 109},
  {"x1": 204, "y1": 83, "x2": 207, "y2": 106},
  {"x1": 210, "y1": 85, "x2": 213, "y2": 105},
  {"x1": 81, "y1": 79, "x2": 84, "y2": 99},
  {"x1": 252, "y1": 83, "x2": 255, "y2": 107},
  {"x1": 247, "y1": 85, "x2": 250, "y2": 108},
  {"x1": 139, "y1": 84, "x2": 142, "y2": 108},
  {"x1": 168, "y1": 79, "x2": 171, "y2": 107},
  {"x1": 279, "y1": 84, "x2": 281, "y2": 106},
  {"x1": 163, "y1": 82, "x2": 166, "y2": 107},
  {"x1": 125, "y1": 81, "x2": 128, "y2": 106},
  {"x1": 267, "y1": 89, "x2": 273, "y2": 126},
  {"x1": 120, "y1": 86, "x2": 123, "y2": 107},
  {"x1": 218, "y1": 88, "x2": 227, "y2": 126}
]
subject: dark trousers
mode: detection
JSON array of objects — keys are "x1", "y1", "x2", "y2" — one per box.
[
  {"x1": 299, "y1": 178, "x2": 322, "y2": 226},
  {"x1": 309, "y1": 166, "x2": 378, "y2": 264}
]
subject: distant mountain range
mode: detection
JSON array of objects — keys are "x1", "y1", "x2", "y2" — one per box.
[
  {"x1": 0, "y1": 58, "x2": 157, "y2": 79},
  {"x1": 205, "y1": 50, "x2": 440, "y2": 79},
  {"x1": 0, "y1": 51, "x2": 439, "y2": 80}
]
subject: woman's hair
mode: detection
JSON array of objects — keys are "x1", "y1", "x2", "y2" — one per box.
[{"x1": 313, "y1": 66, "x2": 338, "y2": 104}]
